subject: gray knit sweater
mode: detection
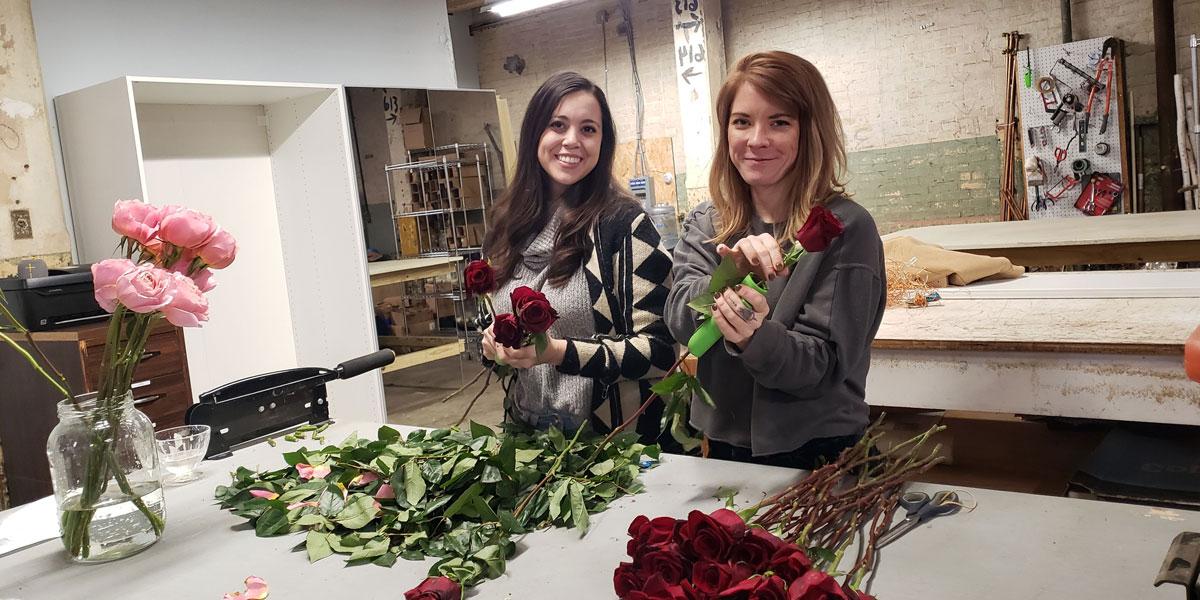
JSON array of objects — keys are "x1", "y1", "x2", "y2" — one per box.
[{"x1": 663, "y1": 196, "x2": 886, "y2": 456}]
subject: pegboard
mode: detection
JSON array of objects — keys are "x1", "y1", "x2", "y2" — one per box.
[{"x1": 1018, "y1": 36, "x2": 1127, "y2": 219}]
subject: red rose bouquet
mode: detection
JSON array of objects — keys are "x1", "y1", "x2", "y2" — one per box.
[
  {"x1": 616, "y1": 508, "x2": 874, "y2": 600},
  {"x1": 444, "y1": 260, "x2": 559, "y2": 424}
]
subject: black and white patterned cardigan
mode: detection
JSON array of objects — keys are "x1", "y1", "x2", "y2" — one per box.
[{"x1": 501, "y1": 199, "x2": 678, "y2": 441}]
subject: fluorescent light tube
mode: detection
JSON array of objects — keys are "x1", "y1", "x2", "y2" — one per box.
[{"x1": 486, "y1": 0, "x2": 571, "y2": 18}]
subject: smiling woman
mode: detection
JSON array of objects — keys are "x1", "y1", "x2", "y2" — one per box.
[
  {"x1": 479, "y1": 72, "x2": 676, "y2": 443},
  {"x1": 665, "y1": 51, "x2": 888, "y2": 470}
]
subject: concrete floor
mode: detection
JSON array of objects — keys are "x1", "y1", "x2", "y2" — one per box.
[{"x1": 383, "y1": 356, "x2": 505, "y2": 428}]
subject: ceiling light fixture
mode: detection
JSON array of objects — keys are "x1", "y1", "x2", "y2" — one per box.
[{"x1": 485, "y1": 0, "x2": 571, "y2": 18}]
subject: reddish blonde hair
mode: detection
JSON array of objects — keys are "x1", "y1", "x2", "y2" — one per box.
[{"x1": 709, "y1": 51, "x2": 849, "y2": 244}]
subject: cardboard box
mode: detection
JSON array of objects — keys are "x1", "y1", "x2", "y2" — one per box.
[{"x1": 400, "y1": 106, "x2": 433, "y2": 151}]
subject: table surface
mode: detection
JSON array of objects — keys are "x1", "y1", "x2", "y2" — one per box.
[
  {"x1": 2, "y1": 421, "x2": 1195, "y2": 599},
  {"x1": 883, "y1": 210, "x2": 1200, "y2": 251},
  {"x1": 876, "y1": 271, "x2": 1200, "y2": 353}
]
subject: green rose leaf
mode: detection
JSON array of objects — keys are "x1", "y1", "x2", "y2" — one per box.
[{"x1": 306, "y1": 529, "x2": 333, "y2": 562}]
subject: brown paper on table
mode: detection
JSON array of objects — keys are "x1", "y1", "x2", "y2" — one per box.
[{"x1": 883, "y1": 236, "x2": 1025, "y2": 287}]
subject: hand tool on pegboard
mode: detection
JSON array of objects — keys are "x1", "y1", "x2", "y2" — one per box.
[
  {"x1": 1074, "y1": 172, "x2": 1123, "y2": 216},
  {"x1": 1096, "y1": 42, "x2": 1117, "y2": 134},
  {"x1": 1081, "y1": 50, "x2": 1114, "y2": 149},
  {"x1": 1054, "y1": 57, "x2": 1106, "y2": 95}
]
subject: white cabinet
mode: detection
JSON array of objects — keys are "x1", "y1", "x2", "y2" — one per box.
[{"x1": 55, "y1": 76, "x2": 383, "y2": 422}]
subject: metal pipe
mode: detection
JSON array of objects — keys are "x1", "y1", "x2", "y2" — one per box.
[
  {"x1": 1060, "y1": 0, "x2": 1072, "y2": 43},
  {"x1": 1153, "y1": 0, "x2": 1184, "y2": 210},
  {"x1": 1192, "y1": 33, "x2": 1199, "y2": 201}
]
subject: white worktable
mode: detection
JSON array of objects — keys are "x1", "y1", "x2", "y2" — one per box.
[
  {"x1": 1, "y1": 421, "x2": 1194, "y2": 599},
  {"x1": 869, "y1": 270, "x2": 1200, "y2": 424},
  {"x1": 882, "y1": 210, "x2": 1200, "y2": 266}
]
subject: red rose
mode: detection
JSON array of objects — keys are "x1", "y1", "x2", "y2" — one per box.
[
  {"x1": 624, "y1": 574, "x2": 691, "y2": 600},
  {"x1": 709, "y1": 509, "x2": 750, "y2": 539},
  {"x1": 510, "y1": 286, "x2": 541, "y2": 311},
  {"x1": 841, "y1": 587, "x2": 875, "y2": 600},
  {"x1": 692, "y1": 559, "x2": 752, "y2": 596},
  {"x1": 786, "y1": 570, "x2": 849, "y2": 600},
  {"x1": 615, "y1": 562, "x2": 647, "y2": 596},
  {"x1": 766, "y1": 546, "x2": 813, "y2": 582},
  {"x1": 403, "y1": 576, "x2": 461, "y2": 600},
  {"x1": 681, "y1": 510, "x2": 735, "y2": 561},
  {"x1": 492, "y1": 313, "x2": 525, "y2": 348},
  {"x1": 793, "y1": 204, "x2": 845, "y2": 253},
  {"x1": 511, "y1": 286, "x2": 558, "y2": 334},
  {"x1": 463, "y1": 260, "x2": 496, "y2": 296},
  {"x1": 729, "y1": 528, "x2": 784, "y2": 570},
  {"x1": 642, "y1": 546, "x2": 691, "y2": 585},
  {"x1": 717, "y1": 575, "x2": 787, "y2": 600},
  {"x1": 628, "y1": 516, "x2": 681, "y2": 557}
]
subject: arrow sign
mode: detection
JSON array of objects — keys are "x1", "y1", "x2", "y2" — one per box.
[
  {"x1": 681, "y1": 66, "x2": 702, "y2": 85},
  {"x1": 674, "y1": 19, "x2": 701, "y2": 32}
]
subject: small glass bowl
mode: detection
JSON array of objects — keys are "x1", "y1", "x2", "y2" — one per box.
[{"x1": 154, "y1": 425, "x2": 211, "y2": 485}]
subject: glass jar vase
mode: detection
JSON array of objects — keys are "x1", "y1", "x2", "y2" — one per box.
[{"x1": 46, "y1": 391, "x2": 166, "y2": 562}]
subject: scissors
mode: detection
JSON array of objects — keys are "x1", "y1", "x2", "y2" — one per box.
[{"x1": 876, "y1": 490, "x2": 960, "y2": 548}]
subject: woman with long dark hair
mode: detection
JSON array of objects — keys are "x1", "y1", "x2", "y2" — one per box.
[
  {"x1": 665, "y1": 51, "x2": 887, "y2": 470},
  {"x1": 481, "y1": 72, "x2": 676, "y2": 438}
]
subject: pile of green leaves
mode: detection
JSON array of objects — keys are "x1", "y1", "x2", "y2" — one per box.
[{"x1": 215, "y1": 422, "x2": 658, "y2": 588}]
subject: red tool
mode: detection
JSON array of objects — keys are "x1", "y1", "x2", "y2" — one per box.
[
  {"x1": 1073, "y1": 173, "x2": 1123, "y2": 216},
  {"x1": 1187, "y1": 324, "x2": 1200, "y2": 383}
]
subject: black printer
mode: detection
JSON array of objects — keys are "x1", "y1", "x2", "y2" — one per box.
[{"x1": 0, "y1": 265, "x2": 107, "y2": 330}]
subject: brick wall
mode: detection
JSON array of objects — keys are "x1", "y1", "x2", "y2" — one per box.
[{"x1": 473, "y1": 0, "x2": 1196, "y2": 229}]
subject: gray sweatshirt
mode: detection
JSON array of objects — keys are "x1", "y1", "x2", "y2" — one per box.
[{"x1": 664, "y1": 196, "x2": 886, "y2": 456}]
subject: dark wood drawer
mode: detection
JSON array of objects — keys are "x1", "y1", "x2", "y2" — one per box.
[
  {"x1": 130, "y1": 375, "x2": 192, "y2": 429},
  {"x1": 81, "y1": 329, "x2": 185, "y2": 390}
]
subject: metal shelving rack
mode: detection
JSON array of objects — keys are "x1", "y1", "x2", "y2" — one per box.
[{"x1": 384, "y1": 143, "x2": 496, "y2": 359}]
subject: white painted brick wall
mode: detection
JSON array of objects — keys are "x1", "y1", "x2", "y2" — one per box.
[
  {"x1": 475, "y1": 0, "x2": 684, "y2": 178},
  {"x1": 475, "y1": 0, "x2": 1194, "y2": 165}
]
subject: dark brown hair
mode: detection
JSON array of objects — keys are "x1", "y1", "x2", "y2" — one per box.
[
  {"x1": 483, "y1": 72, "x2": 629, "y2": 287},
  {"x1": 710, "y1": 51, "x2": 848, "y2": 244}
]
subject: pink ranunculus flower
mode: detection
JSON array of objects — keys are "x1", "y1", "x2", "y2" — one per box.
[
  {"x1": 191, "y1": 267, "x2": 217, "y2": 293},
  {"x1": 161, "y1": 272, "x2": 210, "y2": 327},
  {"x1": 296, "y1": 463, "x2": 331, "y2": 480},
  {"x1": 91, "y1": 258, "x2": 137, "y2": 312},
  {"x1": 198, "y1": 228, "x2": 238, "y2": 269},
  {"x1": 115, "y1": 265, "x2": 176, "y2": 314},
  {"x1": 158, "y1": 207, "x2": 217, "y2": 249},
  {"x1": 248, "y1": 489, "x2": 279, "y2": 500},
  {"x1": 111, "y1": 199, "x2": 162, "y2": 245}
]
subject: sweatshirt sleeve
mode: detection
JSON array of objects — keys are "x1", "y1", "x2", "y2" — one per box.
[
  {"x1": 664, "y1": 204, "x2": 719, "y2": 346},
  {"x1": 729, "y1": 216, "x2": 885, "y2": 397}
]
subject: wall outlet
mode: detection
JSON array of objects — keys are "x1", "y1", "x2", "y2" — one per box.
[{"x1": 10, "y1": 209, "x2": 32, "y2": 239}]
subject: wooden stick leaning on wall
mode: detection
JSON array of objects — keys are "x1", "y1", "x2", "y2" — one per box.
[{"x1": 999, "y1": 31, "x2": 1027, "y2": 221}]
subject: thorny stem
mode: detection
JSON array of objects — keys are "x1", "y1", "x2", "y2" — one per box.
[
  {"x1": 583, "y1": 352, "x2": 691, "y2": 466},
  {"x1": 513, "y1": 423, "x2": 587, "y2": 518}
]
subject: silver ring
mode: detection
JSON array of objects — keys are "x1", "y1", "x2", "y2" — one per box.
[{"x1": 737, "y1": 306, "x2": 755, "y2": 322}]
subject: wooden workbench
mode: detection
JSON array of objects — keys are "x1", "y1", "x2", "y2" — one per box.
[
  {"x1": 368, "y1": 258, "x2": 466, "y2": 373},
  {"x1": 869, "y1": 270, "x2": 1200, "y2": 424},
  {"x1": 883, "y1": 210, "x2": 1200, "y2": 266}
]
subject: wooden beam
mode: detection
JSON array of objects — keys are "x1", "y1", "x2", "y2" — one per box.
[
  {"x1": 670, "y1": 0, "x2": 725, "y2": 211},
  {"x1": 381, "y1": 341, "x2": 465, "y2": 372}
]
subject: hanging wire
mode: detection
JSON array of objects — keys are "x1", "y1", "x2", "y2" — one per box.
[{"x1": 618, "y1": 0, "x2": 649, "y2": 179}]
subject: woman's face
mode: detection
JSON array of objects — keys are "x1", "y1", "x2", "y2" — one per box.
[
  {"x1": 727, "y1": 83, "x2": 800, "y2": 192},
  {"x1": 537, "y1": 90, "x2": 603, "y2": 198}
]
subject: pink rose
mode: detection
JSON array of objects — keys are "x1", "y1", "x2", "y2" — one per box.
[
  {"x1": 91, "y1": 259, "x2": 137, "y2": 312},
  {"x1": 111, "y1": 200, "x2": 162, "y2": 245},
  {"x1": 191, "y1": 267, "x2": 217, "y2": 293},
  {"x1": 158, "y1": 207, "x2": 217, "y2": 249},
  {"x1": 198, "y1": 228, "x2": 238, "y2": 269},
  {"x1": 162, "y1": 272, "x2": 210, "y2": 327},
  {"x1": 115, "y1": 265, "x2": 176, "y2": 313}
]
